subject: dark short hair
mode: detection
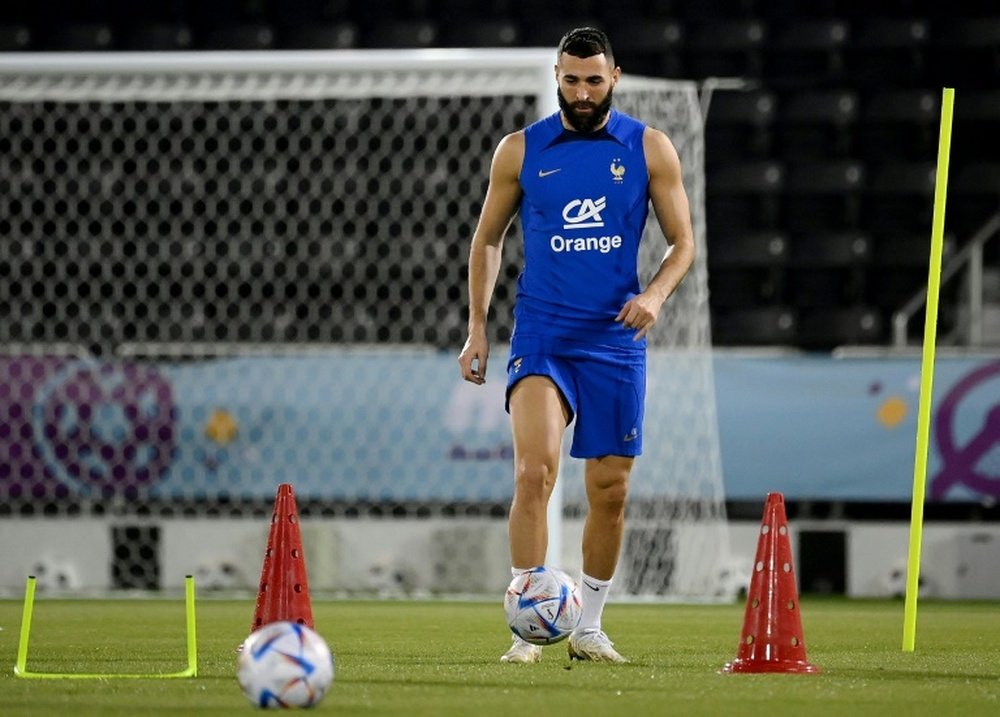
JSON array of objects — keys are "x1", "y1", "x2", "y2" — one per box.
[{"x1": 557, "y1": 27, "x2": 614, "y2": 65}]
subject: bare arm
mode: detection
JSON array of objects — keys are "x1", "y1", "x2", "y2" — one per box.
[
  {"x1": 458, "y1": 131, "x2": 525, "y2": 384},
  {"x1": 615, "y1": 127, "x2": 696, "y2": 340}
]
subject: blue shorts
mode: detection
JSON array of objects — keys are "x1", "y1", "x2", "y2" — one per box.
[{"x1": 505, "y1": 333, "x2": 646, "y2": 459}]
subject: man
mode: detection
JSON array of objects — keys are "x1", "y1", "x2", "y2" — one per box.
[{"x1": 458, "y1": 27, "x2": 695, "y2": 664}]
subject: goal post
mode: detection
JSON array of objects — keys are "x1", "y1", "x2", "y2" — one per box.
[{"x1": 0, "y1": 50, "x2": 727, "y2": 600}]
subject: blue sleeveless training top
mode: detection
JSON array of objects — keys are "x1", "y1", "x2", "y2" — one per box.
[{"x1": 515, "y1": 109, "x2": 650, "y2": 348}]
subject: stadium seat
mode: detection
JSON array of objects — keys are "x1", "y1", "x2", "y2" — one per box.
[
  {"x1": 864, "y1": 161, "x2": 937, "y2": 235},
  {"x1": 782, "y1": 160, "x2": 865, "y2": 233},
  {"x1": 511, "y1": 0, "x2": 598, "y2": 22},
  {"x1": 952, "y1": 90, "x2": 1000, "y2": 164},
  {"x1": 951, "y1": 163, "x2": 1000, "y2": 237},
  {"x1": 124, "y1": 23, "x2": 194, "y2": 51},
  {"x1": 847, "y1": 17, "x2": 930, "y2": 89},
  {"x1": 186, "y1": 1, "x2": 272, "y2": 33},
  {"x1": 0, "y1": 24, "x2": 32, "y2": 51},
  {"x1": 604, "y1": 19, "x2": 684, "y2": 77},
  {"x1": 704, "y1": 89, "x2": 777, "y2": 164},
  {"x1": 435, "y1": 0, "x2": 516, "y2": 20},
  {"x1": 203, "y1": 24, "x2": 276, "y2": 50},
  {"x1": 280, "y1": 23, "x2": 358, "y2": 50},
  {"x1": 270, "y1": 0, "x2": 346, "y2": 26},
  {"x1": 874, "y1": 231, "x2": 955, "y2": 270},
  {"x1": 928, "y1": 17, "x2": 1000, "y2": 90},
  {"x1": 865, "y1": 173, "x2": 939, "y2": 316},
  {"x1": 42, "y1": 23, "x2": 114, "y2": 51},
  {"x1": 955, "y1": 89, "x2": 1000, "y2": 121},
  {"x1": 708, "y1": 268, "x2": 778, "y2": 309},
  {"x1": 788, "y1": 231, "x2": 871, "y2": 308},
  {"x1": 792, "y1": 230, "x2": 871, "y2": 267},
  {"x1": 685, "y1": 18, "x2": 768, "y2": 79},
  {"x1": 776, "y1": 89, "x2": 859, "y2": 161},
  {"x1": 755, "y1": 0, "x2": 862, "y2": 21},
  {"x1": 871, "y1": 225, "x2": 958, "y2": 335},
  {"x1": 766, "y1": 18, "x2": 850, "y2": 89},
  {"x1": 364, "y1": 20, "x2": 439, "y2": 48},
  {"x1": 440, "y1": 19, "x2": 520, "y2": 48},
  {"x1": 706, "y1": 160, "x2": 785, "y2": 232},
  {"x1": 709, "y1": 230, "x2": 789, "y2": 269},
  {"x1": 708, "y1": 231, "x2": 790, "y2": 309},
  {"x1": 712, "y1": 306, "x2": 798, "y2": 345},
  {"x1": 857, "y1": 90, "x2": 940, "y2": 162},
  {"x1": 797, "y1": 306, "x2": 884, "y2": 349},
  {"x1": 596, "y1": 0, "x2": 676, "y2": 25},
  {"x1": 520, "y1": 18, "x2": 603, "y2": 48}
]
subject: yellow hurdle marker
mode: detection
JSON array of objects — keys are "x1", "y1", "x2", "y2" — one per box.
[
  {"x1": 902, "y1": 87, "x2": 955, "y2": 653},
  {"x1": 14, "y1": 574, "x2": 198, "y2": 679}
]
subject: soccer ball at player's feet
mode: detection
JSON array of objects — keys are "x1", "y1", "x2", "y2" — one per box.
[
  {"x1": 237, "y1": 621, "x2": 335, "y2": 708},
  {"x1": 504, "y1": 566, "x2": 582, "y2": 645}
]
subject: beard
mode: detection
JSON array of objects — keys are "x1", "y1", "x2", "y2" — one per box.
[{"x1": 557, "y1": 86, "x2": 614, "y2": 133}]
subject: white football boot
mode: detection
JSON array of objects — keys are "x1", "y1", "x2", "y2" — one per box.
[
  {"x1": 499, "y1": 636, "x2": 542, "y2": 663},
  {"x1": 567, "y1": 629, "x2": 629, "y2": 663}
]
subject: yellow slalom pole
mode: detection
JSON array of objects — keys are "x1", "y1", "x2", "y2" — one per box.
[
  {"x1": 13, "y1": 576, "x2": 38, "y2": 676},
  {"x1": 902, "y1": 87, "x2": 954, "y2": 653},
  {"x1": 183, "y1": 574, "x2": 199, "y2": 677}
]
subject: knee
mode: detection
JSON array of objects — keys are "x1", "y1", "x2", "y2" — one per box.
[
  {"x1": 514, "y1": 457, "x2": 556, "y2": 500},
  {"x1": 590, "y1": 472, "x2": 629, "y2": 513}
]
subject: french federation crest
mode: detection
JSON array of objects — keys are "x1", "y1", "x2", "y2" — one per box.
[{"x1": 610, "y1": 158, "x2": 625, "y2": 183}]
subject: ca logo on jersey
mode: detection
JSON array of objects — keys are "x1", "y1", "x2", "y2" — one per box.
[{"x1": 562, "y1": 196, "x2": 607, "y2": 230}]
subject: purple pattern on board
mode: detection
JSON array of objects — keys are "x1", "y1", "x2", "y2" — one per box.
[
  {"x1": 0, "y1": 358, "x2": 176, "y2": 498},
  {"x1": 930, "y1": 360, "x2": 1000, "y2": 500}
]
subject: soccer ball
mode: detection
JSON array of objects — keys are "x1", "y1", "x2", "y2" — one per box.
[
  {"x1": 237, "y1": 621, "x2": 335, "y2": 708},
  {"x1": 503, "y1": 566, "x2": 582, "y2": 645}
]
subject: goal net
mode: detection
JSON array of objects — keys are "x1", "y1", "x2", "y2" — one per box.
[{"x1": 0, "y1": 50, "x2": 728, "y2": 599}]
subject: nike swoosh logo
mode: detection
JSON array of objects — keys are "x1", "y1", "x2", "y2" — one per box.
[
  {"x1": 624, "y1": 433, "x2": 638, "y2": 442},
  {"x1": 538, "y1": 168, "x2": 562, "y2": 178},
  {"x1": 582, "y1": 580, "x2": 600, "y2": 591}
]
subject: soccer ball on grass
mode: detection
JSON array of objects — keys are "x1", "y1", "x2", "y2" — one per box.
[
  {"x1": 237, "y1": 621, "x2": 334, "y2": 708},
  {"x1": 503, "y1": 566, "x2": 582, "y2": 645}
]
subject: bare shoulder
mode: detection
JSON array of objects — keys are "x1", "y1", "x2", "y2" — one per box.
[
  {"x1": 497, "y1": 129, "x2": 525, "y2": 152},
  {"x1": 642, "y1": 126, "x2": 682, "y2": 179},
  {"x1": 492, "y1": 130, "x2": 526, "y2": 177}
]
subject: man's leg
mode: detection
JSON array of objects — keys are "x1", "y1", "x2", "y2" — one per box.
[
  {"x1": 569, "y1": 454, "x2": 632, "y2": 663},
  {"x1": 501, "y1": 376, "x2": 569, "y2": 664},
  {"x1": 581, "y1": 454, "x2": 632, "y2": 580},
  {"x1": 507, "y1": 375, "x2": 571, "y2": 569}
]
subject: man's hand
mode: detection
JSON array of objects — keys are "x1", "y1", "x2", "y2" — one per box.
[
  {"x1": 458, "y1": 330, "x2": 490, "y2": 384},
  {"x1": 615, "y1": 292, "x2": 664, "y2": 341}
]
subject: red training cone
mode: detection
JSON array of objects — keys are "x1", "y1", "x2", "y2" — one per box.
[
  {"x1": 250, "y1": 483, "x2": 315, "y2": 632},
  {"x1": 722, "y1": 492, "x2": 820, "y2": 674}
]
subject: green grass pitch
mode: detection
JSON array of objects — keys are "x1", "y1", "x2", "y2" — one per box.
[{"x1": 1, "y1": 596, "x2": 998, "y2": 715}]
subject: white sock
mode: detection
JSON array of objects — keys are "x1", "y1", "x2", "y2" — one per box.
[
  {"x1": 577, "y1": 573, "x2": 612, "y2": 633},
  {"x1": 511, "y1": 566, "x2": 532, "y2": 578}
]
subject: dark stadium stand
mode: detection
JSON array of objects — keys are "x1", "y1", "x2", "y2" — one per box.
[
  {"x1": 2, "y1": 0, "x2": 998, "y2": 350},
  {"x1": 847, "y1": 17, "x2": 931, "y2": 89},
  {"x1": 121, "y1": 22, "x2": 194, "y2": 51},
  {"x1": 203, "y1": 23, "x2": 277, "y2": 50},
  {"x1": 40, "y1": 22, "x2": 115, "y2": 51},
  {"x1": 279, "y1": 23, "x2": 358, "y2": 50},
  {"x1": 685, "y1": 18, "x2": 767, "y2": 79},
  {"x1": 857, "y1": 89, "x2": 941, "y2": 162},
  {"x1": 765, "y1": 18, "x2": 851, "y2": 90},
  {"x1": 704, "y1": 89, "x2": 776, "y2": 165},
  {"x1": 440, "y1": 19, "x2": 520, "y2": 49},
  {"x1": 775, "y1": 89, "x2": 859, "y2": 161},
  {"x1": 0, "y1": 23, "x2": 31, "y2": 51}
]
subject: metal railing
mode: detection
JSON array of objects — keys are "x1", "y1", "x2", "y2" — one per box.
[{"x1": 893, "y1": 211, "x2": 1000, "y2": 347}]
